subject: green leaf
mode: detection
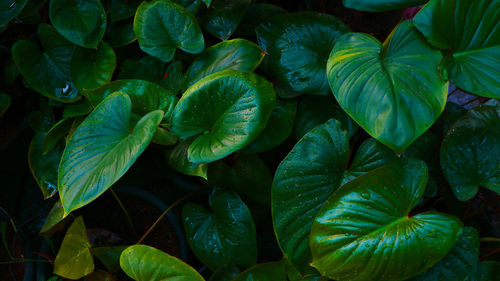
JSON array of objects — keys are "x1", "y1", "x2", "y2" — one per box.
[
  {"x1": 152, "y1": 126, "x2": 178, "y2": 146},
  {"x1": 327, "y1": 21, "x2": 448, "y2": 154},
  {"x1": 342, "y1": 0, "x2": 427, "y2": 12},
  {"x1": 257, "y1": 12, "x2": 349, "y2": 96},
  {"x1": 166, "y1": 137, "x2": 208, "y2": 178},
  {"x1": 209, "y1": 263, "x2": 240, "y2": 281},
  {"x1": 104, "y1": 0, "x2": 142, "y2": 22},
  {"x1": 12, "y1": 24, "x2": 80, "y2": 103},
  {"x1": 182, "y1": 189, "x2": 257, "y2": 270},
  {"x1": 54, "y1": 216, "x2": 94, "y2": 279},
  {"x1": 118, "y1": 56, "x2": 165, "y2": 83},
  {"x1": 207, "y1": 155, "x2": 272, "y2": 205},
  {"x1": 42, "y1": 118, "x2": 72, "y2": 154},
  {"x1": 414, "y1": 0, "x2": 500, "y2": 98},
  {"x1": 70, "y1": 41, "x2": 116, "y2": 91},
  {"x1": 171, "y1": 70, "x2": 276, "y2": 163},
  {"x1": 0, "y1": 0, "x2": 28, "y2": 25},
  {"x1": 272, "y1": 119, "x2": 397, "y2": 273},
  {"x1": 58, "y1": 92, "x2": 163, "y2": 215},
  {"x1": 0, "y1": 92, "x2": 11, "y2": 117},
  {"x1": 202, "y1": 0, "x2": 211, "y2": 7},
  {"x1": 231, "y1": 261, "x2": 287, "y2": 281},
  {"x1": 134, "y1": 0, "x2": 204, "y2": 62},
  {"x1": 182, "y1": 39, "x2": 264, "y2": 91},
  {"x1": 242, "y1": 99, "x2": 297, "y2": 154},
  {"x1": 440, "y1": 105, "x2": 500, "y2": 201},
  {"x1": 120, "y1": 244, "x2": 205, "y2": 281},
  {"x1": 310, "y1": 159, "x2": 463, "y2": 281},
  {"x1": 40, "y1": 200, "x2": 66, "y2": 233},
  {"x1": 92, "y1": 246, "x2": 127, "y2": 273},
  {"x1": 198, "y1": 0, "x2": 250, "y2": 40},
  {"x1": 411, "y1": 227, "x2": 479, "y2": 281},
  {"x1": 294, "y1": 95, "x2": 357, "y2": 140},
  {"x1": 172, "y1": 0, "x2": 201, "y2": 14},
  {"x1": 29, "y1": 132, "x2": 62, "y2": 199},
  {"x1": 476, "y1": 261, "x2": 500, "y2": 281},
  {"x1": 63, "y1": 99, "x2": 93, "y2": 118},
  {"x1": 105, "y1": 19, "x2": 136, "y2": 48},
  {"x1": 160, "y1": 61, "x2": 183, "y2": 95},
  {"x1": 49, "y1": 0, "x2": 107, "y2": 48},
  {"x1": 236, "y1": 3, "x2": 287, "y2": 37}
]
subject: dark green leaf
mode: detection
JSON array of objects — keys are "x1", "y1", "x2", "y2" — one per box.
[
  {"x1": 40, "y1": 200, "x2": 66, "y2": 233},
  {"x1": 160, "y1": 61, "x2": 183, "y2": 94},
  {"x1": 105, "y1": 0, "x2": 142, "y2": 22},
  {"x1": 70, "y1": 41, "x2": 116, "y2": 91},
  {"x1": 342, "y1": 0, "x2": 427, "y2": 12},
  {"x1": 236, "y1": 3, "x2": 287, "y2": 37},
  {"x1": 105, "y1": 19, "x2": 136, "y2": 48},
  {"x1": 92, "y1": 246, "x2": 127, "y2": 273},
  {"x1": 232, "y1": 261, "x2": 287, "y2": 281},
  {"x1": 171, "y1": 70, "x2": 276, "y2": 163},
  {"x1": 29, "y1": 132, "x2": 62, "y2": 199},
  {"x1": 134, "y1": 0, "x2": 204, "y2": 62},
  {"x1": 310, "y1": 159, "x2": 463, "y2": 281},
  {"x1": 209, "y1": 263, "x2": 240, "y2": 281},
  {"x1": 42, "y1": 118, "x2": 72, "y2": 154},
  {"x1": 0, "y1": 0, "x2": 28, "y2": 25},
  {"x1": 182, "y1": 189, "x2": 257, "y2": 270},
  {"x1": 63, "y1": 99, "x2": 93, "y2": 118},
  {"x1": 0, "y1": 92, "x2": 11, "y2": 117},
  {"x1": 49, "y1": 0, "x2": 107, "y2": 48},
  {"x1": 167, "y1": 137, "x2": 208, "y2": 178},
  {"x1": 118, "y1": 56, "x2": 165, "y2": 83},
  {"x1": 198, "y1": 0, "x2": 250, "y2": 40},
  {"x1": 327, "y1": 21, "x2": 448, "y2": 153},
  {"x1": 476, "y1": 261, "x2": 500, "y2": 281}
]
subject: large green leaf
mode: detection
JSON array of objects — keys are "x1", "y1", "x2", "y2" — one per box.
[
  {"x1": 198, "y1": 0, "x2": 250, "y2": 40},
  {"x1": 29, "y1": 132, "x2": 62, "y2": 199},
  {"x1": 182, "y1": 189, "x2": 257, "y2": 270},
  {"x1": 182, "y1": 39, "x2": 264, "y2": 90},
  {"x1": 120, "y1": 245, "x2": 205, "y2": 281},
  {"x1": 70, "y1": 41, "x2": 116, "y2": 91},
  {"x1": 414, "y1": 0, "x2": 500, "y2": 98},
  {"x1": 12, "y1": 24, "x2": 80, "y2": 103},
  {"x1": 411, "y1": 227, "x2": 479, "y2": 281},
  {"x1": 327, "y1": 21, "x2": 448, "y2": 154},
  {"x1": 272, "y1": 119, "x2": 397, "y2": 273},
  {"x1": 0, "y1": 0, "x2": 28, "y2": 25},
  {"x1": 232, "y1": 261, "x2": 287, "y2": 281},
  {"x1": 134, "y1": 0, "x2": 204, "y2": 62},
  {"x1": 49, "y1": 0, "x2": 107, "y2": 48},
  {"x1": 171, "y1": 70, "x2": 276, "y2": 163},
  {"x1": 54, "y1": 216, "x2": 94, "y2": 279},
  {"x1": 342, "y1": 0, "x2": 427, "y2": 12},
  {"x1": 256, "y1": 12, "x2": 349, "y2": 96},
  {"x1": 440, "y1": 105, "x2": 500, "y2": 201},
  {"x1": 58, "y1": 92, "x2": 163, "y2": 215},
  {"x1": 242, "y1": 98, "x2": 297, "y2": 154},
  {"x1": 310, "y1": 159, "x2": 463, "y2": 281}
]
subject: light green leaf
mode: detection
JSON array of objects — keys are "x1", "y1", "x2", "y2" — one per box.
[
  {"x1": 182, "y1": 189, "x2": 257, "y2": 270},
  {"x1": 414, "y1": 0, "x2": 500, "y2": 98},
  {"x1": 257, "y1": 12, "x2": 349, "y2": 96},
  {"x1": 342, "y1": 0, "x2": 427, "y2": 12},
  {"x1": 134, "y1": 0, "x2": 204, "y2": 62},
  {"x1": 327, "y1": 21, "x2": 448, "y2": 153},
  {"x1": 120, "y1": 244, "x2": 205, "y2": 281},
  {"x1": 198, "y1": 0, "x2": 250, "y2": 40},
  {"x1": 49, "y1": 0, "x2": 107, "y2": 48},
  {"x1": 70, "y1": 41, "x2": 116, "y2": 91},
  {"x1": 58, "y1": 92, "x2": 163, "y2": 215},
  {"x1": 232, "y1": 261, "x2": 287, "y2": 281},
  {"x1": 310, "y1": 159, "x2": 463, "y2": 281},
  {"x1": 54, "y1": 216, "x2": 94, "y2": 279},
  {"x1": 171, "y1": 70, "x2": 276, "y2": 163}
]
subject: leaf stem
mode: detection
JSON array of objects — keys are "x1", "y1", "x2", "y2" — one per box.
[
  {"x1": 480, "y1": 237, "x2": 500, "y2": 243},
  {"x1": 110, "y1": 187, "x2": 136, "y2": 236}
]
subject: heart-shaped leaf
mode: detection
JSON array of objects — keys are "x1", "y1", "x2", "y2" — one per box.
[
  {"x1": 12, "y1": 24, "x2": 80, "y2": 103},
  {"x1": 171, "y1": 70, "x2": 276, "y2": 163},
  {"x1": 58, "y1": 92, "x2": 163, "y2": 215},
  {"x1": 120, "y1": 245, "x2": 205, "y2": 281},
  {"x1": 310, "y1": 159, "x2": 463, "y2": 281},
  {"x1": 257, "y1": 12, "x2": 350, "y2": 96},
  {"x1": 342, "y1": 0, "x2": 428, "y2": 12},
  {"x1": 49, "y1": 0, "x2": 107, "y2": 48},
  {"x1": 182, "y1": 189, "x2": 257, "y2": 270},
  {"x1": 273, "y1": 119, "x2": 397, "y2": 273},
  {"x1": 414, "y1": 0, "x2": 500, "y2": 98},
  {"x1": 232, "y1": 261, "x2": 287, "y2": 281},
  {"x1": 327, "y1": 21, "x2": 448, "y2": 153},
  {"x1": 134, "y1": 0, "x2": 204, "y2": 62},
  {"x1": 440, "y1": 105, "x2": 500, "y2": 201},
  {"x1": 411, "y1": 226, "x2": 479, "y2": 281},
  {"x1": 182, "y1": 39, "x2": 264, "y2": 91},
  {"x1": 54, "y1": 216, "x2": 94, "y2": 279},
  {"x1": 70, "y1": 41, "x2": 116, "y2": 91},
  {"x1": 0, "y1": 0, "x2": 28, "y2": 25},
  {"x1": 198, "y1": 0, "x2": 250, "y2": 40}
]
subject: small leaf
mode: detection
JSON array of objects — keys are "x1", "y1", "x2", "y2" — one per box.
[
  {"x1": 49, "y1": 0, "x2": 107, "y2": 48},
  {"x1": 166, "y1": 137, "x2": 208, "y2": 178},
  {"x1": 182, "y1": 189, "x2": 257, "y2": 270},
  {"x1": 198, "y1": 0, "x2": 250, "y2": 40},
  {"x1": 54, "y1": 216, "x2": 94, "y2": 279},
  {"x1": 232, "y1": 261, "x2": 287, "y2": 281},
  {"x1": 342, "y1": 0, "x2": 428, "y2": 12},
  {"x1": 134, "y1": 0, "x2": 204, "y2": 62},
  {"x1": 40, "y1": 200, "x2": 66, "y2": 233},
  {"x1": 58, "y1": 92, "x2": 163, "y2": 215},
  {"x1": 120, "y1": 244, "x2": 205, "y2": 281},
  {"x1": 171, "y1": 70, "x2": 276, "y2": 163}
]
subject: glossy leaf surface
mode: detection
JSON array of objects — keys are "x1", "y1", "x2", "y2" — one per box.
[
  {"x1": 49, "y1": 0, "x2": 107, "y2": 48},
  {"x1": 342, "y1": 0, "x2": 427, "y2": 12},
  {"x1": 171, "y1": 70, "x2": 275, "y2": 163},
  {"x1": 257, "y1": 12, "x2": 349, "y2": 96},
  {"x1": 70, "y1": 41, "x2": 116, "y2": 91},
  {"x1": 182, "y1": 189, "x2": 257, "y2": 270},
  {"x1": 58, "y1": 92, "x2": 163, "y2": 215},
  {"x1": 120, "y1": 245, "x2": 205, "y2": 281},
  {"x1": 440, "y1": 105, "x2": 500, "y2": 201},
  {"x1": 414, "y1": 0, "x2": 500, "y2": 98},
  {"x1": 12, "y1": 24, "x2": 80, "y2": 103},
  {"x1": 134, "y1": 0, "x2": 204, "y2": 62},
  {"x1": 327, "y1": 21, "x2": 448, "y2": 153},
  {"x1": 198, "y1": 0, "x2": 250, "y2": 40},
  {"x1": 310, "y1": 159, "x2": 463, "y2": 281}
]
